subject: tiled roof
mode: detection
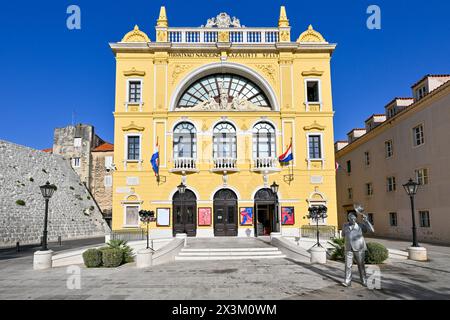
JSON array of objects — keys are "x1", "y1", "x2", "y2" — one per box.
[
  {"x1": 42, "y1": 148, "x2": 52, "y2": 153},
  {"x1": 92, "y1": 142, "x2": 114, "y2": 152},
  {"x1": 411, "y1": 74, "x2": 450, "y2": 88}
]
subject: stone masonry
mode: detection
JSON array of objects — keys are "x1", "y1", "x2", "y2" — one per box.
[{"x1": 0, "y1": 139, "x2": 110, "y2": 248}]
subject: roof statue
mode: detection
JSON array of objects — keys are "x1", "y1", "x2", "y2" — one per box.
[{"x1": 201, "y1": 13, "x2": 243, "y2": 28}]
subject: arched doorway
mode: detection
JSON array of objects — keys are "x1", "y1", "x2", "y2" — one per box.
[
  {"x1": 213, "y1": 189, "x2": 238, "y2": 236},
  {"x1": 173, "y1": 189, "x2": 197, "y2": 237},
  {"x1": 254, "y1": 188, "x2": 279, "y2": 236}
]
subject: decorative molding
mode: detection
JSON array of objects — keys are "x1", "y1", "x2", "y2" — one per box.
[
  {"x1": 302, "y1": 67, "x2": 324, "y2": 77},
  {"x1": 255, "y1": 64, "x2": 276, "y2": 83},
  {"x1": 171, "y1": 64, "x2": 192, "y2": 85},
  {"x1": 303, "y1": 121, "x2": 326, "y2": 131},
  {"x1": 122, "y1": 121, "x2": 145, "y2": 132},
  {"x1": 279, "y1": 30, "x2": 290, "y2": 42},
  {"x1": 123, "y1": 67, "x2": 146, "y2": 77},
  {"x1": 297, "y1": 25, "x2": 326, "y2": 43},
  {"x1": 202, "y1": 13, "x2": 242, "y2": 28},
  {"x1": 218, "y1": 31, "x2": 230, "y2": 42},
  {"x1": 121, "y1": 25, "x2": 151, "y2": 43}
]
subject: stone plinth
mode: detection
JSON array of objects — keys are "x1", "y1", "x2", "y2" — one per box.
[
  {"x1": 175, "y1": 233, "x2": 188, "y2": 247},
  {"x1": 408, "y1": 246, "x2": 427, "y2": 261},
  {"x1": 136, "y1": 248, "x2": 153, "y2": 268},
  {"x1": 310, "y1": 246, "x2": 327, "y2": 264},
  {"x1": 33, "y1": 250, "x2": 53, "y2": 270}
]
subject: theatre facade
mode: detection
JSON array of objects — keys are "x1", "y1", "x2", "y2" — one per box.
[{"x1": 110, "y1": 6, "x2": 338, "y2": 238}]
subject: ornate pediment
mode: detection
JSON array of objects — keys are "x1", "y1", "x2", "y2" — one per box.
[
  {"x1": 201, "y1": 13, "x2": 243, "y2": 28},
  {"x1": 297, "y1": 25, "x2": 326, "y2": 43},
  {"x1": 122, "y1": 121, "x2": 145, "y2": 131},
  {"x1": 121, "y1": 25, "x2": 151, "y2": 43},
  {"x1": 302, "y1": 67, "x2": 324, "y2": 77},
  {"x1": 304, "y1": 121, "x2": 326, "y2": 131},
  {"x1": 123, "y1": 68, "x2": 146, "y2": 77}
]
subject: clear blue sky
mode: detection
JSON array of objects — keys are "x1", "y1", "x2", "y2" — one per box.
[{"x1": 0, "y1": 0, "x2": 448, "y2": 149}]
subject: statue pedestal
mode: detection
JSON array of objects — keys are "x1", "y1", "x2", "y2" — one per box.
[
  {"x1": 136, "y1": 249, "x2": 153, "y2": 268},
  {"x1": 33, "y1": 250, "x2": 53, "y2": 270},
  {"x1": 407, "y1": 246, "x2": 427, "y2": 261},
  {"x1": 310, "y1": 246, "x2": 327, "y2": 264}
]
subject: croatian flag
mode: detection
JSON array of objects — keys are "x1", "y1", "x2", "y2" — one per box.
[
  {"x1": 335, "y1": 162, "x2": 340, "y2": 171},
  {"x1": 279, "y1": 142, "x2": 293, "y2": 163},
  {"x1": 151, "y1": 139, "x2": 159, "y2": 176}
]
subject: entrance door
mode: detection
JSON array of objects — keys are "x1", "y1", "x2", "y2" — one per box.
[
  {"x1": 173, "y1": 190, "x2": 197, "y2": 237},
  {"x1": 213, "y1": 189, "x2": 238, "y2": 236},
  {"x1": 254, "y1": 188, "x2": 278, "y2": 236}
]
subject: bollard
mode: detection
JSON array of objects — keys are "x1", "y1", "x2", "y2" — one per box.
[
  {"x1": 58, "y1": 235, "x2": 62, "y2": 246},
  {"x1": 16, "y1": 241, "x2": 20, "y2": 252}
]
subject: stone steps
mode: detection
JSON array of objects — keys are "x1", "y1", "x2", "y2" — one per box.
[{"x1": 175, "y1": 247, "x2": 286, "y2": 261}]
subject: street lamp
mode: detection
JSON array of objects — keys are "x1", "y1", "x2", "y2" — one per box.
[
  {"x1": 39, "y1": 181, "x2": 57, "y2": 251},
  {"x1": 139, "y1": 210, "x2": 156, "y2": 250},
  {"x1": 270, "y1": 182, "x2": 280, "y2": 233},
  {"x1": 177, "y1": 182, "x2": 187, "y2": 234},
  {"x1": 403, "y1": 178, "x2": 420, "y2": 247},
  {"x1": 306, "y1": 205, "x2": 328, "y2": 248}
]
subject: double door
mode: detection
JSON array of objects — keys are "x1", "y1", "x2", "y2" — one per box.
[
  {"x1": 173, "y1": 201, "x2": 197, "y2": 237},
  {"x1": 214, "y1": 200, "x2": 237, "y2": 236}
]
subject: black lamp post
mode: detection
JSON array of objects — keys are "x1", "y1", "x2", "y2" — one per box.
[
  {"x1": 177, "y1": 182, "x2": 187, "y2": 234},
  {"x1": 403, "y1": 178, "x2": 420, "y2": 247},
  {"x1": 306, "y1": 205, "x2": 328, "y2": 248},
  {"x1": 39, "y1": 181, "x2": 57, "y2": 251},
  {"x1": 270, "y1": 182, "x2": 280, "y2": 232},
  {"x1": 139, "y1": 210, "x2": 156, "y2": 250}
]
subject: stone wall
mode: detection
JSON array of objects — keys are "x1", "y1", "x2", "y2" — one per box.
[
  {"x1": 90, "y1": 150, "x2": 113, "y2": 215},
  {"x1": 0, "y1": 139, "x2": 110, "y2": 248}
]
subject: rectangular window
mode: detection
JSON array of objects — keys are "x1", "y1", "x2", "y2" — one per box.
[
  {"x1": 104, "y1": 175, "x2": 112, "y2": 187},
  {"x1": 128, "y1": 81, "x2": 141, "y2": 103},
  {"x1": 74, "y1": 138, "x2": 82, "y2": 147},
  {"x1": 105, "y1": 156, "x2": 113, "y2": 169},
  {"x1": 125, "y1": 206, "x2": 139, "y2": 226},
  {"x1": 413, "y1": 124, "x2": 424, "y2": 146},
  {"x1": 72, "y1": 157, "x2": 81, "y2": 168},
  {"x1": 385, "y1": 140, "x2": 393, "y2": 158},
  {"x1": 308, "y1": 135, "x2": 322, "y2": 159},
  {"x1": 306, "y1": 80, "x2": 320, "y2": 103},
  {"x1": 366, "y1": 183, "x2": 373, "y2": 196},
  {"x1": 364, "y1": 151, "x2": 370, "y2": 166},
  {"x1": 415, "y1": 168, "x2": 429, "y2": 185},
  {"x1": 367, "y1": 213, "x2": 374, "y2": 225},
  {"x1": 419, "y1": 211, "x2": 430, "y2": 228},
  {"x1": 387, "y1": 176, "x2": 396, "y2": 192},
  {"x1": 389, "y1": 212, "x2": 398, "y2": 226},
  {"x1": 347, "y1": 160, "x2": 352, "y2": 173},
  {"x1": 127, "y1": 136, "x2": 140, "y2": 160},
  {"x1": 347, "y1": 188, "x2": 353, "y2": 200}
]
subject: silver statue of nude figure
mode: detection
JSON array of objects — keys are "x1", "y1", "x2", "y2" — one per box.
[{"x1": 341, "y1": 203, "x2": 375, "y2": 287}]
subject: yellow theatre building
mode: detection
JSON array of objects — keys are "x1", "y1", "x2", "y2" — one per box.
[{"x1": 110, "y1": 6, "x2": 338, "y2": 238}]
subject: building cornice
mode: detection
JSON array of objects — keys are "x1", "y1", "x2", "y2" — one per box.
[{"x1": 336, "y1": 81, "x2": 450, "y2": 158}]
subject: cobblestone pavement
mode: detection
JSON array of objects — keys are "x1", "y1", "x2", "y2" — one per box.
[{"x1": 0, "y1": 237, "x2": 449, "y2": 300}]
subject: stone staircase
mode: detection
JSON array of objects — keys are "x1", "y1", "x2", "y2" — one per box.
[{"x1": 175, "y1": 247, "x2": 286, "y2": 261}]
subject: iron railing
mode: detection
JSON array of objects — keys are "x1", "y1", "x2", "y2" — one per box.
[
  {"x1": 110, "y1": 229, "x2": 146, "y2": 242},
  {"x1": 300, "y1": 225, "x2": 336, "y2": 240}
]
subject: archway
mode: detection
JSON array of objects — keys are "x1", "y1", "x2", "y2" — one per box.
[
  {"x1": 172, "y1": 189, "x2": 197, "y2": 237},
  {"x1": 213, "y1": 189, "x2": 238, "y2": 236},
  {"x1": 254, "y1": 188, "x2": 278, "y2": 236}
]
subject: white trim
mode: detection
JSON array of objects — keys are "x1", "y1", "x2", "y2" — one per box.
[
  {"x1": 303, "y1": 78, "x2": 323, "y2": 111},
  {"x1": 168, "y1": 186, "x2": 201, "y2": 201},
  {"x1": 250, "y1": 186, "x2": 284, "y2": 201},
  {"x1": 124, "y1": 133, "x2": 143, "y2": 161},
  {"x1": 209, "y1": 186, "x2": 241, "y2": 201},
  {"x1": 169, "y1": 62, "x2": 280, "y2": 112},
  {"x1": 125, "y1": 78, "x2": 144, "y2": 112},
  {"x1": 412, "y1": 122, "x2": 425, "y2": 148},
  {"x1": 171, "y1": 119, "x2": 200, "y2": 134},
  {"x1": 122, "y1": 203, "x2": 141, "y2": 228},
  {"x1": 306, "y1": 132, "x2": 325, "y2": 169},
  {"x1": 290, "y1": 63, "x2": 295, "y2": 109}
]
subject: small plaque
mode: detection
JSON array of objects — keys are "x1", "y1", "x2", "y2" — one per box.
[
  {"x1": 116, "y1": 187, "x2": 131, "y2": 194},
  {"x1": 310, "y1": 176, "x2": 323, "y2": 184},
  {"x1": 126, "y1": 177, "x2": 140, "y2": 186}
]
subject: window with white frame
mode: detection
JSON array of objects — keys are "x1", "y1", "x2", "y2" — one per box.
[
  {"x1": 125, "y1": 205, "x2": 139, "y2": 226},
  {"x1": 419, "y1": 210, "x2": 430, "y2": 228},
  {"x1": 173, "y1": 122, "x2": 197, "y2": 159},
  {"x1": 387, "y1": 107, "x2": 395, "y2": 118},
  {"x1": 104, "y1": 175, "x2": 112, "y2": 187},
  {"x1": 253, "y1": 122, "x2": 276, "y2": 159},
  {"x1": 72, "y1": 157, "x2": 81, "y2": 168},
  {"x1": 128, "y1": 80, "x2": 142, "y2": 103},
  {"x1": 389, "y1": 212, "x2": 398, "y2": 226},
  {"x1": 415, "y1": 86, "x2": 427, "y2": 100},
  {"x1": 308, "y1": 135, "x2": 322, "y2": 159},
  {"x1": 213, "y1": 122, "x2": 237, "y2": 159},
  {"x1": 127, "y1": 136, "x2": 140, "y2": 160},
  {"x1": 364, "y1": 151, "x2": 370, "y2": 166},
  {"x1": 415, "y1": 168, "x2": 429, "y2": 185},
  {"x1": 105, "y1": 156, "x2": 113, "y2": 169},
  {"x1": 74, "y1": 137, "x2": 82, "y2": 147},
  {"x1": 366, "y1": 183, "x2": 373, "y2": 196},
  {"x1": 385, "y1": 140, "x2": 393, "y2": 158},
  {"x1": 306, "y1": 80, "x2": 320, "y2": 103},
  {"x1": 387, "y1": 176, "x2": 396, "y2": 192},
  {"x1": 413, "y1": 124, "x2": 424, "y2": 146}
]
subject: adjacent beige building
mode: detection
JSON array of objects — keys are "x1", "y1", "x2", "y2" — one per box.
[{"x1": 335, "y1": 75, "x2": 450, "y2": 244}]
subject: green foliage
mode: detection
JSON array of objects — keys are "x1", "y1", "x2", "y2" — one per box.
[
  {"x1": 15, "y1": 200, "x2": 25, "y2": 206},
  {"x1": 82, "y1": 249, "x2": 102, "y2": 268},
  {"x1": 365, "y1": 242, "x2": 389, "y2": 264},
  {"x1": 101, "y1": 248, "x2": 123, "y2": 267},
  {"x1": 89, "y1": 206, "x2": 95, "y2": 211},
  {"x1": 70, "y1": 186, "x2": 75, "y2": 190},
  {"x1": 87, "y1": 195, "x2": 91, "y2": 200},
  {"x1": 328, "y1": 237, "x2": 345, "y2": 261},
  {"x1": 106, "y1": 239, "x2": 134, "y2": 263},
  {"x1": 29, "y1": 177, "x2": 34, "y2": 182}
]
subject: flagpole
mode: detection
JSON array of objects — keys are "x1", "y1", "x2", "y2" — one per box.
[{"x1": 290, "y1": 137, "x2": 293, "y2": 182}]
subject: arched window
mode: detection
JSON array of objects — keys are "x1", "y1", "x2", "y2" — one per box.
[
  {"x1": 213, "y1": 122, "x2": 236, "y2": 159},
  {"x1": 173, "y1": 122, "x2": 196, "y2": 159},
  {"x1": 253, "y1": 122, "x2": 276, "y2": 158}
]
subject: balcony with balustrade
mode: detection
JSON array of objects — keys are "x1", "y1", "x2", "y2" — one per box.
[
  {"x1": 170, "y1": 157, "x2": 198, "y2": 173},
  {"x1": 251, "y1": 157, "x2": 280, "y2": 173},
  {"x1": 212, "y1": 157, "x2": 238, "y2": 173}
]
